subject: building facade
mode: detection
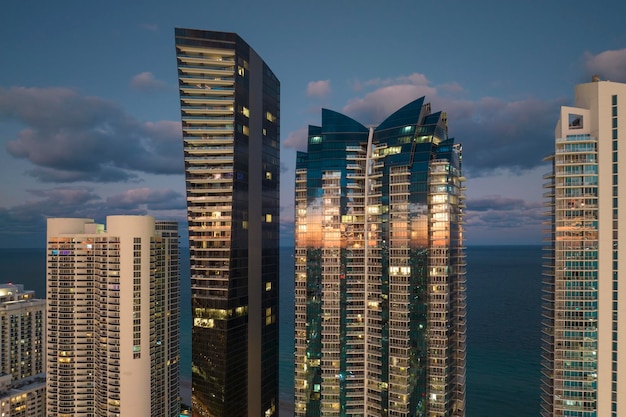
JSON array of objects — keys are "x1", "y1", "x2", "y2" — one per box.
[
  {"x1": 46, "y1": 216, "x2": 180, "y2": 416},
  {"x1": 294, "y1": 98, "x2": 466, "y2": 417},
  {"x1": 0, "y1": 284, "x2": 46, "y2": 416},
  {"x1": 542, "y1": 79, "x2": 626, "y2": 417},
  {"x1": 175, "y1": 29, "x2": 280, "y2": 417}
]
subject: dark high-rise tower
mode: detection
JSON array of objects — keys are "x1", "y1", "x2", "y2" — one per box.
[
  {"x1": 175, "y1": 29, "x2": 280, "y2": 417},
  {"x1": 294, "y1": 98, "x2": 466, "y2": 416}
]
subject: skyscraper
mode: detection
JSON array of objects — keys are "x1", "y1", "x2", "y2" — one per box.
[
  {"x1": 175, "y1": 29, "x2": 280, "y2": 417},
  {"x1": 46, "y1": 216, "x2": 180, "y2": 416},
  {"x1": 294, "y1": 98, "x2": 466, "y2": 417},
  {"x1": 542, "y1": 78, "x2": 626, "y2": 416},
  {"x1": 0, "y1": 283, "x2": 46, "y2": 416}
]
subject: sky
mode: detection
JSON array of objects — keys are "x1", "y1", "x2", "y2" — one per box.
[{"x1": 2, "y1": 0, "x2": 626, "y2": 248}]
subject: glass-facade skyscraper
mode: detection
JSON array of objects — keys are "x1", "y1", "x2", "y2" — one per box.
[
  {"x1": 175, "y1": 29, "x2": 280, "y2": 417},
  {"x1": 541, "y1": 78, "x2": 626, "y2": 417},
  {"x1": 294, "y1": 98, "x2": 466, "y2": 416}
]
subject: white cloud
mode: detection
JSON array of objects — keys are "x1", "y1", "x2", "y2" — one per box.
[
  {"x1": 306, "y1": 80, "x2": 331, "y2": 99},
  {"x1": 584, "y1": 48, "x2": 626, "y2": 82},
  {"x1": 283, "y1": 126, "x2": 308, "y2": 151},
  {"x1": 130, "y1": 72, "x2": 167, "y2": 93}
]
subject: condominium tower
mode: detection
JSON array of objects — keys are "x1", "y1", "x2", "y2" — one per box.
[
  {"x1": 0, "y1": 283, "x2": 46, "y2": 416},
  {"x1": 294, "y1": 98, "x2": 466, "y2": 417},
  {"x1": 46, "y1": 216, "x2": 180, "y2": 416},
  {"x1": 175, "y1": 29, "x2": 280, "y2": 417},
  {"x1": 542, "y1": 78, "x2": 626, "y2": 416}
]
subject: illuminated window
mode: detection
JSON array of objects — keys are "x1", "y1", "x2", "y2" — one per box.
[
  {"x1": 243, "y1": 125, "x2": 249, "y2": 136},
  {"x1": 265, "y1": 214, "x2": 272, "y2": 223},
  {"x1": 265, "y1": 282, "x2": 272, "y2": 291},
  {"x1": 241, "y1": 106, "x2": 250, "y2": 117},
  {"x1": 265, "y1": 111, "x2": 276, "y2": 122},
  {"x1": 382, "y1": 146, "x2": 401, "y2": 155},
  {"x1": 309, "y1": 136, "x2": 322, "y2": 144},
  {"x1": 266, "y1": 171, "x2": 272, "y2": 180},
  {"x1": 238, "y1": 66, "x2": 245, "y2": 76}
]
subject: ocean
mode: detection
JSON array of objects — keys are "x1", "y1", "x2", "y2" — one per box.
[{"x1": 0, "y1": 245, "x2": 542, "y2": 416}]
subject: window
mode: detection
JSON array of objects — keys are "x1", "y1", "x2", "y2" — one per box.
[{"x1": 569, "y1": 113, "x2": 583, "y2": 129}]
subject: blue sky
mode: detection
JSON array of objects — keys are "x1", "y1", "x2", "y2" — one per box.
[{"x1": 1, "y1": 0, "x2": 626, "y2": 247}]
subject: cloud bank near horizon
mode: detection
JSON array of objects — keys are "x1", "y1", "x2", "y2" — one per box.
[{"x1": 0, "y1": 186, "x2": 186, "y2": 246}]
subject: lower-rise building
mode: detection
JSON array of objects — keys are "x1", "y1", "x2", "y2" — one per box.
[{"x1": 0, "y1": 283, "x2": 46, "y2": 416}]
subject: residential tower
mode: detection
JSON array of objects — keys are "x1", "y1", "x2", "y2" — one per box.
[
  {"x1": 46, "y1": 216, "x2": 180, "y2": 416},
  {"x1": 175, "y1": 28, "x2": 280, "y2": 417},
  {"x1": 542, "y1": 78, "x2": 626, "y2": 416},
  {"x1": 294, "y1": 98, "x2": 466, "y2": 416}
]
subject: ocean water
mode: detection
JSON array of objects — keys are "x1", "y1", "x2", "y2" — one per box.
[{"x1": 0, "y1": 245, "x2": 542, "y2": 416}]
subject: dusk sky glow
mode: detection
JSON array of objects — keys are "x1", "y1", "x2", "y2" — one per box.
[{"x1": 2, "y1": 0, "x2": 626, "y2": 247}]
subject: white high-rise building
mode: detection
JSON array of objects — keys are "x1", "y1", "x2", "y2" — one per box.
[
  {"x1": 46, "y1": 216, "x2": 180, "y2": 417},
  {"x1": 542, "y1": 78, "x2": 626, "y2": 417}
]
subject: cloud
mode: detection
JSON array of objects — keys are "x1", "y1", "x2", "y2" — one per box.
[
  {"x1": 364, "y1": 73, "x2": 430, "y2": 88},
  {"x1": 584, "y1": 48, "x2": 626, "y2": 83},
  {"x1": 464, "y1": 195, "x2": 543, "y2": 244},
  {"x1": 0, "y1": 188, "x2": 103, "y2": 238},
  {"x1": 0, "y1": 186, "x2": 186, "y2": 247},
  {"x1": 447, "y1": 96, "x2": 562, "y2": 176},
  {"x1": 468, "y1": 195, "x2": 541, "y2": 212},
  {"x1": 336, "y1": 73, "x2": 562, "y2": 176},
  {"x1": 283, "y1": 126, "x2": 308, "y2": 150},
  {"x1": 106, "y1": 188, "x2": 185, "y2": 211},
  {"x1": 28, "y1": 165, "x2": 139, "y2": 183},
  {"x1": 1, "y1": 87, "x2": 182, "y2": 183},
  {"x1": 343, "y1": 84, "x2": 438, "y2": 125},
  {"x1": 307, "y1": 80, "x2": 331, "y2": 99},
  {"x1": 130, "y1": 72, "x2": 168, "y2": 93},
  {"x1": 285, "y1": 73, "x2": 560, "y2": 175}
]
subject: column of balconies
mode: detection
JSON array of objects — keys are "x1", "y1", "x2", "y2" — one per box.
[
  {"x1": 178, "y1": 45, "x2": 235, "y2": 301},
  {"x1": 345, "y1": 147, "x2": 372, "y2": 415},
  {"x1": 387, "y1": 166, "x2": 412, "y2": 416},
  {"x1": 427, "y1": 160, "x2": 454, "y2": 417},
  {"x1": 319, "y1": 172, "x2": 342, "y2": 416},
  {"x1": 550, "y1": 135, "x2": 599, "y2": 415},
  {"x1": 294, "y1": 167, "x2": 309, "y2": 417},
  {"x1": 449, "y1": 158, "x2": 467, "y2": 416},
  {"x1": 365, "y1": 148, "x2": 383, "y2": 417}
]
